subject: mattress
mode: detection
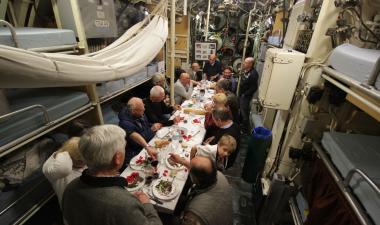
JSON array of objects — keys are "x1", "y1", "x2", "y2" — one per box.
[
  {"x1": 102, "y1": 104, "x2": 119, "y2": 125},
  {"x1": 322, "y1": 132, "x2": 380, "y2": 225},
  {"x1": 0, "y1": 28, "x2": 76, "y2": 49},
  {"x1": 0, "y1": 88, "x2": 90, "y2": 146},
  {"x1": 328, "y1": 44, "x2": 380, "y2": 90},
  {"x1": 147, "y1": 63, "x2": 158, "y2": 76}
]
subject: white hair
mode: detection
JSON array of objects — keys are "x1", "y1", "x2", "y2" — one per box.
[
  {"x1": 79, "y1": 124, "x2": 126, "y2": 170},
  {"x1": 152, "y1": 73, "x2": 164, "y2": 85},
  {"x1": 150, "y1": 85, "x2": 165, "y2": 97}
]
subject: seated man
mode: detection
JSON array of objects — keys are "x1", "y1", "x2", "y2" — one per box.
[
  {"x1": 62, "y1": 125, "x2": 162, "y2": 225},
  {"x1": 119, "y1": 97, "x2": 160, "y2": 163},
  {"x1": 152, "y1": 72, "x2": 170, "y2": 102},
  {"x1": 215, "y1": 79, "x2": 239, "y2": 123},
  {"x1": 203, "y1": 54, "x2": 222, "y2": 81},
  {"x1": 187, "y1": 62, "x2": 203, "y2": 81},
  {"x1": 144, "y1": 86, "x2": 181, "y2": 126},
  {"x1": 204, "y1": 107, "x2": 240, "y2": 168},
  {"x1": 179, "y1": 156, "x2": 233, "y2": 225},
  {"x1": 220, "y1": 67, "x2": 237, "y2": 93},
  {"x1": 174, "y1": 72, "x2": 197, "y2": 105}
]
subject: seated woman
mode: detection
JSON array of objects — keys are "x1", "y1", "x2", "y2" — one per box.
[{"x1": 42, "y1": 137, "x2": 86, "y2": 209}]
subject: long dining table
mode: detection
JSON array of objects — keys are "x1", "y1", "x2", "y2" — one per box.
[{"x1": 120, "y1": 82, "x2": 215, "y2": 214}]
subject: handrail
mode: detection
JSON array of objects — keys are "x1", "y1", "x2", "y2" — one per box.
[
  {"x1": 0, "y1": 104, "x2": 51, "y2": 124},
  {"x1": 344, "y1": 168, "x2": 380, "y2": 196},
  {"x1": 0, "y1": 19, "x2": 19, "y2": 48},
  {"x1": 323, "y1": 67, "x2": 380, "y2": 101},
  {"x1": 0, "y1": 104, "x2": 93, "y2": 158},
  {"x1": 312, "y1": 142, "x2": 374, "y2": 225}
]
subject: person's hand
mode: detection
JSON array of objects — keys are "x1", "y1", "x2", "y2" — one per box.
[
  {"x1": 169, "y1": 153, "x2": 184, "y2": 164},
  {"x1": 190, "y1": 146, "x2": 198, "y2": 159},
  {"x1": 146, "y1": 146, "x2": 158, "y2": 159},
  {"x1": 203, "y1": 136, "x2": 215, "y2": 145},
  {"x1": 151, "y1": 123, "x2": 163, "y2": 132},
  {"x1": 173, "y1": 116, "x2": 181, "y2": 124},
  {"x1": 174, "y1": 104, "x2": 181, "y2": 111},
  {"x1": 134, "y1": 191, "x2": 151, "y2": 204},
  {"x1": 204, "y1": 102, "x2": 213, "y2": 112}
]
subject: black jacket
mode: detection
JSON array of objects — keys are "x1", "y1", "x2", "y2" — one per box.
[
  {"x1": 143, "y1": 98, "x2": 174, "y2": 126},
  {"x1": 203, "y1": 61, "x2": 222, "y2": 80},
  {"x1": 239, "y1": 68, "x2": 259, "y2": 98}
]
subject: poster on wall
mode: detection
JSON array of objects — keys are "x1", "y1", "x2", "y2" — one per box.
[{"x1": 194, "y1": 42, "x2": 217, "y2": 61}]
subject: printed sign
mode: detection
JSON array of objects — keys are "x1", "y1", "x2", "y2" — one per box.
[{"x1": 194, "y1": 42, "x2": 217, "y2": 61}]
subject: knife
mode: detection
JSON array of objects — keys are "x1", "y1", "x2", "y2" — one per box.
[{"x1": 147, "y1": 192, "x2": 163, "y2": 205}]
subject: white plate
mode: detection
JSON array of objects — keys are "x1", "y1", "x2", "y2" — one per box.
[
  {"x1": 165, "y1": 156, "x2": 185, "y2": 170},
  {"x1": 152, "y1": 179, "x2": 179, "y2": 201},
  {"x1": 156, "y1": 127, "x2": 170, "y2": 139},
  {"x1": 125, "y1": 171, "x2": 145, "y2": 192},
  {"x1": 129, "y1": 154, "x2": 148, "y2": 170}
]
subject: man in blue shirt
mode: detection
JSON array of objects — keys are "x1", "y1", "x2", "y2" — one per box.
[{"x1": 118, "y1": 97, "x2": 161, "y2": 164}]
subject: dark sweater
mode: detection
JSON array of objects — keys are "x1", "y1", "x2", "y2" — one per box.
[
  {"x1": 62, "y1": 170, "x2": 162, "y2": 225},
  {"x1": 239, "y1": 68, "x2": 259, "y2": 99},
  {"x1": 118, "y1": 108, "x2": 154, "y2": 154},
  {"x1": 203, "y1": 61, "x2": 222, "y2": 80},
  {"x1": 143, "y1": 98, "x2": 174, "y2": 126}
]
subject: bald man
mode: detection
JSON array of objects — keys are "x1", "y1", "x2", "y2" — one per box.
[
  {"x1": 239, "y1": 57, "x2": 259, "y2": 133},
  {"x1": 118, "y1": 97, "x2": 160, "y2": 164},
  {"x1": 174, "y1": 72, "x2": 195, "y2": 105},
  {"x1": 203, "y1": 54, "x2": 222, "y2": 81},
  {"x1": 180, "y1": 156, "x2": 233, "y2": 225}
]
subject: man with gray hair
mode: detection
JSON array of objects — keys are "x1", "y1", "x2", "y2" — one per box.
[
  {"x1": 144, "y1": 85, "x2": 181, "y2": 126},
  {"x1": 119, "y1": 97, "x2": 161, "y2": 163},
  {"x1": 239, "y1": 57, "x2": 258, "y2": 133},
  {"x1": 174, "y1": 72, "x2": 198, "y2": 105},
  {"x1": 187, "y1": 62, "x2": 203, "y2": 81},
  {"x1": 62, "y1": 125, "x2": 162, "y2": 225}
]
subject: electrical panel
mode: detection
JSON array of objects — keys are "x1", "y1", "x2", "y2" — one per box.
[
  {"x1": 258, "y1": 48, "x2": 306, "y2": 110},
  {"x1": 57, "y1": 0, "x2": 117, "y2": 38}
]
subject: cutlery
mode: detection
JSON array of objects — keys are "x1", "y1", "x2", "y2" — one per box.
[{"x1": 147, "y1": 192, "x2": 163, "y2": 205}]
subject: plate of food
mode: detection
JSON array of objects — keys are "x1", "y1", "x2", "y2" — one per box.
[
  {"x1": 154, "y1": 139, "x2": 171, "y2": 148},
  {"x1": 129, "y1": 154, "x2": 153, "y2": 170},
  {"x1": 156, "y1": 127, "x2": 170, "y2": 139},
  {"x1": 125, "y1": 171, "x2": 145, "y2": 192},
  {"x1": 165, "y1": 155, "x2": 185, "y2": 170},
  {"x1": 152, "y1": 179, "x2": 179, "y2": 201}
]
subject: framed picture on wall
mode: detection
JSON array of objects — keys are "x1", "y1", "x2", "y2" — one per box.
[{"x1": 194, "y1": 42, "x2": 217, "y2": 61}]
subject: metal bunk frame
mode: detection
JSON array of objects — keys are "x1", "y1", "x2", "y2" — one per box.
[
  {"x1": 312, "y1": 142, "x2": 379, "y2": 225},
  {"x1": 0, "y1": 103, "x2": 93, "y2": 158}
]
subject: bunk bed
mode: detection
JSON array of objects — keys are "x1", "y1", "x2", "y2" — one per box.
[
  {"x1": 0, "y1": 23, "x2": 78, "y2": 52},
  {"x1": 302, "y1": 43, "x2": 380, "y2": 225},
  {"x1": 311, "y1": 132, "x2": 380, "y2": 225}
]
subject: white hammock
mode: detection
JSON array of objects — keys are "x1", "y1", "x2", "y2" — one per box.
[{"x1": 0, "y1": 0, "x2": 168, "y2": 88}]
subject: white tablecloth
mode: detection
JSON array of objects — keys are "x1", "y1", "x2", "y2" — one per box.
[{"x1": 120, "y1": 85, "x2": 214, "y2": 214}]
